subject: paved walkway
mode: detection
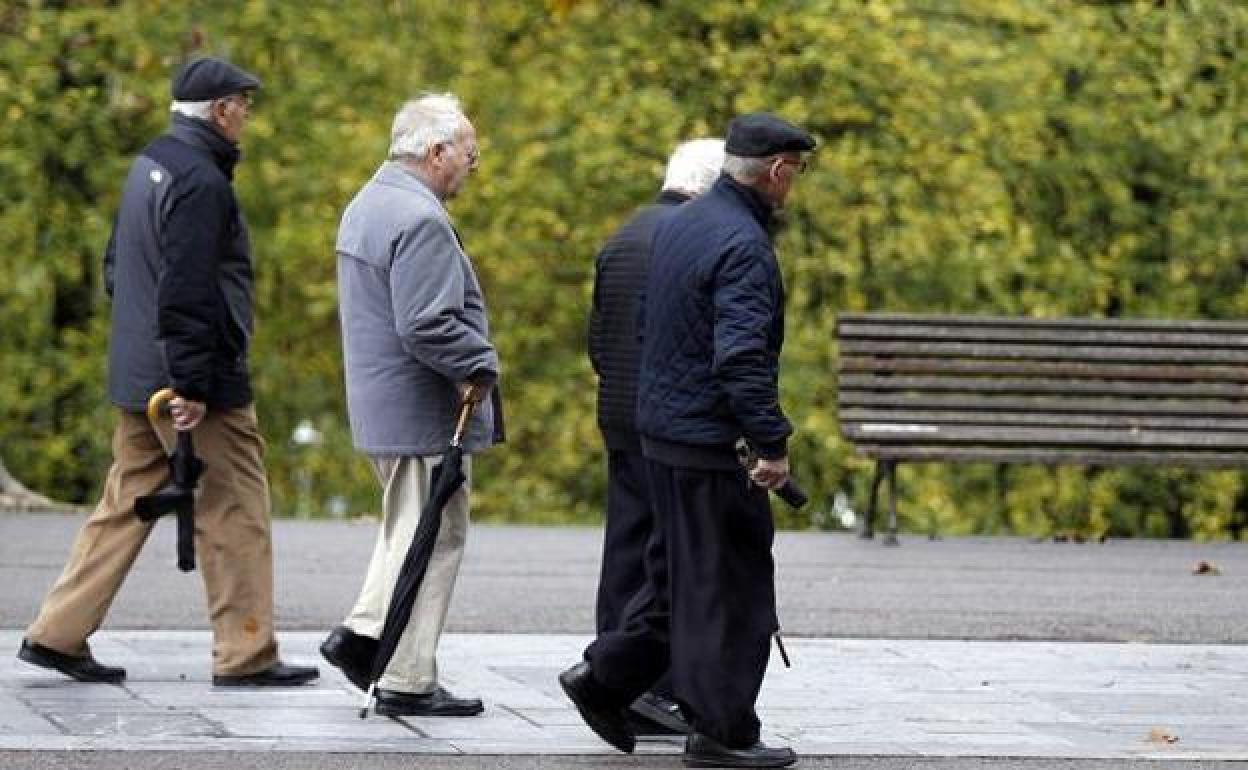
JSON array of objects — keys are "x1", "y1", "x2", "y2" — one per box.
[{"x1": 2, "y1": 630, "x2": 1245, "y2": 760}]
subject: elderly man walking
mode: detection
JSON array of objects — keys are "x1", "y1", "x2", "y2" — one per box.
[
  {"x1": 587, "y1": 138, "x2": 724, "y2": 737},
  {"x1": 320, "y1": 93, "x2": 503, "y2": 717},
  {"x1": 560, "y1": 113, "x2": 815, "y2": 768},
  {"x1": 19, "y1": 56, "x2": 318, "y2": 688}
]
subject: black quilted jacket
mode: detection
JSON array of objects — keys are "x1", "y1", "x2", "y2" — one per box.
[
  {"x1": 636, "y1": 174, "x2": 792, "y2": 463},
  {"x1": 588, "y1": 190, "x2": 688, "y2": 451}
]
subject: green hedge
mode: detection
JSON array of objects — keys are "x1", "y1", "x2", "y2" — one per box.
[{"x1": 3, "y1": 1, "x2": 1247, "y2": 538}]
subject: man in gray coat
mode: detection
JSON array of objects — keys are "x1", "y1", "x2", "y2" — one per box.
[{"x1": 321, "y1": 93, "x2": 502, "y2": 717}]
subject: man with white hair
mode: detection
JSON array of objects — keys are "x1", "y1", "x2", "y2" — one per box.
[
  {"x1": 19, "y1": 56, "x2": 318, "y2": 688},
  {"x1": 586, "y1": 138, "x2": 723, "y2": 737},
  {"x1": 321, "y1": 93, "x2": 502, "y2": 717}
]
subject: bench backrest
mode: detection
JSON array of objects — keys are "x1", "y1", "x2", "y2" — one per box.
[{"x1": 836, "y1": 313, "x2": 1248, "y2": 467}]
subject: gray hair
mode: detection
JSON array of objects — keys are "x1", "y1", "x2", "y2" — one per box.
[
  {"x1": 722, "y1": 153, "x2": 772, "y2": 183},
  {"x1": 170, "y1": 99, "x2": 214, "y2": 120},
  {"x1": 388, "y1": 93, "x2": 467, "y2": 161},
  {"x1": 662, "y1": 138, "x2": 725, "y2": 196}
]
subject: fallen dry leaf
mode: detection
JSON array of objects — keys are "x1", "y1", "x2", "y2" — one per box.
[
  {"x1": 1192, "y1": 561, "x2": 1221, "y2": 576},
  {"x1": 1148, "y1": 727, "x2": 1180, "y2": 745}
]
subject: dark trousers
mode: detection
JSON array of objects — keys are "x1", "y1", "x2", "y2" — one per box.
[
  {"x1": 586, "y1": 459, "x2": 777, "y2": 748},
  {"x1": 595, "y1": 448, "x2": 673, "y2": 696}
]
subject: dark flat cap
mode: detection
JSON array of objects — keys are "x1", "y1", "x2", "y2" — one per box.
[
  {"x1": 725, "y1": 112, "x2": 815, "y2": 157},
  {"x1": 171, "y1": 56, "x2": 261, "y2": 101}
]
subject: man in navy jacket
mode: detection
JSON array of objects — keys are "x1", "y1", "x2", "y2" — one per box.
[
  {"x1": 20, "y1": 57, "x2": 317, "y2": 688},
  {"x1": 561, "y1": 113, "x2": 814, "y2": 769}
]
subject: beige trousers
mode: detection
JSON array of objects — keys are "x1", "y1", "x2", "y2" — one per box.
[
  {"x1": 344, "y1": 454, "x2": 470, "y2": 694},
  {"x1": 27, "y1": 407, "x2": 279, "y2": 676}
]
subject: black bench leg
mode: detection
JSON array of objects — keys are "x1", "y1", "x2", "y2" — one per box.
[
  {"x1": 861, "y1": 460, "x2": 884, "y2": 539},
  {"x1": 883, "y1": 460, "x2": 900, "y2": 546}
]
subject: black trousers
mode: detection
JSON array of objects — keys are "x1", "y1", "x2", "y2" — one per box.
[
  {"x1": 586, "y1": 458, "x2": 777, "y2": 747},
  {"x1": 595, "y1": 448, "x2": 673, "y2": 696}
]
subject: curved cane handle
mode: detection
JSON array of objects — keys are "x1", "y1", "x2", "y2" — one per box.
[{"x1": 146, "y1": 387, "x2": 178, "y2": 425}]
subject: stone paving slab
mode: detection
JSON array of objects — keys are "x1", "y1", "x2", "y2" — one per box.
[{"x1": 0, "y1": 630, "x2": 1245, "y2": 760}]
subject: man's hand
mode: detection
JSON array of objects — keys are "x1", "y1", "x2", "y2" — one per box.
[
  {"x1": 750, "y1": 455, "x2": 790, "y2": 490},
  {"x1": 170, "y1": 396, "x2": 206, "y2": 431}
]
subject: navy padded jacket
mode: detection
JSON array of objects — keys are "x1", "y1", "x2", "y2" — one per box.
[{"x1": 636, "y1": 174, "x2": 792, "y2": 461}]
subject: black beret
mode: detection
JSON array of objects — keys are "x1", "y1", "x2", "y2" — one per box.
[
  {"x1": 171, "y1": 56, "x2": 261, "y2": 101},
  {"x1": 725, "y1": 112, "x2": 815, "y2": 157}
]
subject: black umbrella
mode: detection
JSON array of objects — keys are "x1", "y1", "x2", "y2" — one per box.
[
  {"x1": 360, "y1": 395, "x2": 477, "y2": 718},
  {"x1": 134, "y1": 388, "x2": 203, "y2": 572}
]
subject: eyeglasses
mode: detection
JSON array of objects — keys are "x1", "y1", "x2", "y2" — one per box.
[{"x1": 776, "y1": 157, "x2": 807, "y2": 174}]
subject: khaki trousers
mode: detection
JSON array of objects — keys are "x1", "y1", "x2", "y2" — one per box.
[
  {"x1": 27, "y1": 407, "x2": 279, "y2": 676},
  {"x1": 344, "y1": 455, "x2": 470, "y2": 694}
]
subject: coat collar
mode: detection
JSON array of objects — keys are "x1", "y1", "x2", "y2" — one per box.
[
  {"x1": 713, "y1": 173, "x2": 773, "y2": 231},
  {"x1": 169, "y1": 114, "x2": 241, "y2": 179},
  {"x1": 375, "y1": 161, "x2": 444, "y2": 208},
  {"x1": 655, "y1": 189, "x2": 691, "y2": 206}
]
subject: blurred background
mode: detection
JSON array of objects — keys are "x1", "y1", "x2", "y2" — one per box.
[{"x1": 2, "y1": 0, "x2": 1247, "y2": 539}]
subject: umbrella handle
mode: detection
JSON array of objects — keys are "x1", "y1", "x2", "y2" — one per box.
[
  {"x1": 146, "y1": 387, "x2": 178, "y2": 425},
  {"x1": 450, "y1": 396, "x2": 477, "y2": 448}
]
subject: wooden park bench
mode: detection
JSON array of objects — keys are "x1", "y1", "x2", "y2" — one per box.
[{"x1": 836, "y1": 313, "x2": 1248, "y2": 544}]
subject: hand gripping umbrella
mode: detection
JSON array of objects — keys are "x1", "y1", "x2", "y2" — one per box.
[
  {"x1": 360, "y1": 394, "x2": 477, "y2": 718},
  {"x1": 134, "y1": 388, "x2": 203, "y2": 572}
]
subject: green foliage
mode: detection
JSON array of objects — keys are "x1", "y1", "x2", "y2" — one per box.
[{"x1": 3, "y1": 0, "x2": 1247, "y2": 539}]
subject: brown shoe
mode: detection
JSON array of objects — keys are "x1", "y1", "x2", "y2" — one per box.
[{"x1": 18, "y1": 639, "x2": 125, "y2": 684}]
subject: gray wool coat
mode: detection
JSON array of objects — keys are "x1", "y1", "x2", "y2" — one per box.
[{"x1": 336, "y1": 162, "x2": 501, "y2": 456}]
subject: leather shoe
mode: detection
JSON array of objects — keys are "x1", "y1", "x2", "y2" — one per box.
[
  {"x1": 557, "y1": 661, "x2": 635, "y2": 753},
  {"x1": 630, "y1": 690, "x2": 690, "y2": 735},
  {"x1": 213, "y1": 661, "x2": 319, "y2": 687},
  {"x1": 319, "y1": 625, "x2": 377, "y2": 691},
  {"x1": 375, "y1": 686, "x2": 483, "y2": 716},
  {"x1": 684, "y1": 732, "x2": 797, "y2": 768},
  {"x1": 18, "y1": 639, "x2": 125, "y2": 684}
]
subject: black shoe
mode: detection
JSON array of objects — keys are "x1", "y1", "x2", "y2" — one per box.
[
  {"x1": 684, "y1": 732, "x2": 797, "y2": 768},
  {"x1": 213, "y1": 661, "x2": 319, "y2": 687},
  {"x1": 630, "y1": 690, "x2": 690, "y2": 735},
  {"x1": 319, "y1": 625, "x2": 377, "y2": 692},
  {"x1": 557, "y1": 661, "x2": 635, "y2": 754},
  {"x1": 374, "y1": 686, "x2": 484, "y2": 717},
  {"x1": 17, "y1": 639, "x2": 126, "y2": 684}
]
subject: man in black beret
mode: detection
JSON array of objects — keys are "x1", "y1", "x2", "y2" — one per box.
[
  {"x1": 559, "y1": 112, "x2": 813, "y2": 769},
  {"x1": 19, "y1": 56, "x2": 318, "y2": 688}
]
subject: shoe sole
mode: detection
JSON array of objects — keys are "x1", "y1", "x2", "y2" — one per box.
[
  {"x1": 683, "y1": 755, "x2": 797, "y2": 769},
  {"x1": 18, "y1": 646, "x2": 125, "y2": 684},
  {"x1": 374, "y1": 704, "x2": 484, "y2": 717},
  {"x1": 319, "y1": 642, "x2": 372, "y2": 692},
  {"x1": 212, "y1": 673, "x2": 320, "y2": 687},
  {"x1": 558, "y1": 670, "x2": 636, "y2": 754}
]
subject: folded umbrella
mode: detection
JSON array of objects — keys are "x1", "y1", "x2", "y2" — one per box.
[
  {"x1": 360, "y1": 394, "x2": 477, "y2": 718},
  {"x1": 134, "y1": 388, "x2": 203, "y2": 572}
]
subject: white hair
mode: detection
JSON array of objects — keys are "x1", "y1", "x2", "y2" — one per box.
[
  {"x1": 170, "y1": 99, "x2": 214, "y2": 120},
  {"x1": 722, "y1": 153, "x2": 771, "y2": 183},
  {"x1": 662, "y1": 138, "x2": 725, "y2": 195},
  {"x1": 388, "y1": 93, "x2": 468, "y2": 161}
]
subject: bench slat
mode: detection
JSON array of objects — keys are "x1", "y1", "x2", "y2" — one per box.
[
  {"x1": 839, "y1": 339, "x2": 1248, "y2": 364},
  {"x1": 844, "y1": 424, "x2": 1248, "y2": 448},
  {"x1": 839, "y1": 374, "x2": 1248, "y2": 399},
  {"x1": 856, "y1": 445, "x2": 1248, "y2": 468},
  {"x1": 838, "y1": 408, "x2": 1248, "y2": 432},
  {"x1": 839, "y1": 356, "x2": 1248, "y2": 383},
  {"x1": 838, "y1": 392, "x2": 1248, "y2": 417},
  {"x1": 838, "y1": 312, "x2": 1248, "y2": 335}
]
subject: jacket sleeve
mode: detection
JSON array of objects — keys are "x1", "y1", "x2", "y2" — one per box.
[
  {"x1": 391, "y1": 215, "x2": 499, "y2": 384},
  {"x1": 711, "y1": 243, "x2": 792, "y2": 459},
  {"x1": 103, "y1": 215, "x2": 118, "y2": 298},
  {"x1": 157, "y1": 174, "x2": 230, "y2": 402}
]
